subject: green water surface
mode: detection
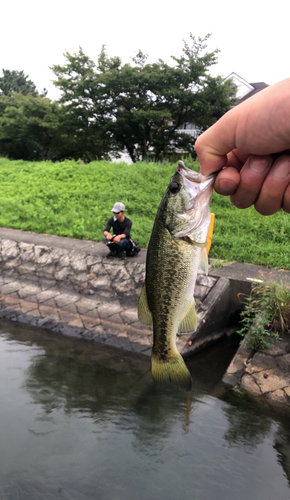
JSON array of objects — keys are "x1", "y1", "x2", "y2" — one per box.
[{"x1": 0, "y1": 320, "x2": 290, "y2": 500}]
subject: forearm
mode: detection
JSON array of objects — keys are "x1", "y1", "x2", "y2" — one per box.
[{"x1": 116, "y1": 234, "x2": 126, "y2": 241}]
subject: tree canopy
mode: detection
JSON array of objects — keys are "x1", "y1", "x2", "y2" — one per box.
[
  {"x1": 51, "y1": 34, "x2": 236, "y2": 162},
  {"x1": 0, "y1": 35, "x2": 236, "y2": 162},
  {"x1": 0, "y1": 92, "x2": 111, "y2": 162},
  {"x1": 0, "y1": 69, "x2": 47, "y2": 97},
  {"x1": 0, "y1": 93, "x2": 60, "y2": 160}
]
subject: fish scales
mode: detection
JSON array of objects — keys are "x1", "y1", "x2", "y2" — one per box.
[
  {"x1": 138, "y1": 161, "x2": 215, "y2": 391},
  {"x1": 147, "y1": 225, "x2": 199, "y2": 356}
]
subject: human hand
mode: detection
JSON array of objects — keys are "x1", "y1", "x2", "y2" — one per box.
[
  {"x1": 195, "y1": 78, "x2": 290, "y2": 215},
  {"x1": 113, "y1": 235, "x2": 122, "y2": 244}
]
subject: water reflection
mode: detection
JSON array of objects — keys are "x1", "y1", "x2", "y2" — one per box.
[
  {"x1": 274, "y1": 423, "x2": 290, "y2": 487},
  {"x1": 221, "y1": 392, "x2": 273, "y2": 449},
  {"x1": 1, "y1": 320, "x2": 290, "y2": 499},
  {"x1": 22, "y1": 326, "x2": 152, "y2": 416}
]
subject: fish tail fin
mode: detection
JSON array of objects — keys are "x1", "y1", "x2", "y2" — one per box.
[{"x1": 151, "y1": 350, "x2": 192, "y2": 392}]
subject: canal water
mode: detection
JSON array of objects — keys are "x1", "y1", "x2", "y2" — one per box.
[{"x1": 1, "y1": 319, "x2": 290, "y2": 500}]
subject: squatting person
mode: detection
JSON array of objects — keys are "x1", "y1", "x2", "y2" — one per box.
[{"x1": 103, "y1": 202, "x2": 132, "y2": 258}]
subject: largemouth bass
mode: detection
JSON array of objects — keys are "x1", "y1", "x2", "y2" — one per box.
[{"x1": 138, "y1": 161, "x2": 215, "y2": 391}]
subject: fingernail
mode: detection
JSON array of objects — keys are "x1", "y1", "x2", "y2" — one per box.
[
  {"x1": 272, "y1": 159, "x2": 290, "y2": 179},
  {"x1": 218, "y1": 179, "x2": 237, "y2": 192},
  {"x1": 248, "y1": 156, "x2": 270, "y2": 174}
]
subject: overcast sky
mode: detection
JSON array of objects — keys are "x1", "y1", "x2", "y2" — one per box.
[{"x1": 2, "y1": 0, "x2": 289, "y2": 100}]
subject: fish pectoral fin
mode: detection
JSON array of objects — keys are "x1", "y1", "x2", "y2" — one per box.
[
  {"x1": 199, "y1": 247, "x2": 208, "y2": 275},
  {"x1": 138, "y1": 282, "x2": 153, "y2": 326},
  {"x1": 178, "y1": 301, "x2": 197, "y2": 334}
]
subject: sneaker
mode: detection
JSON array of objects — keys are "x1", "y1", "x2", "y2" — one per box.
[{"x1": 106, "y1": 252, "x2": 117, "y2": 258}]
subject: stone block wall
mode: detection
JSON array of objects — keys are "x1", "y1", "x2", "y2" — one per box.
[{"x1": 0, "y1": 238, "x2": 146, "y2": 307}]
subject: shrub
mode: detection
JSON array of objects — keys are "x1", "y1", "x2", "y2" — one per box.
[{"x1": 238, "y1": 280, "x2": 290, "y2": 350}]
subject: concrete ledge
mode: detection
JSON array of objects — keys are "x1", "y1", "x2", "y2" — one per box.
[
  {"x1": 0, "y1": 292, "x2": 154, "y2": 355},
  {"x1": 181, "y1": 277, "x2": 232, "y2": 356},
  {"x1": 222, "y1": 340, "x2": 253, "y2": 387},
  {"x1": 223, "y1": 334, "x2": 290, "y2": 407},
  {"x1": 210, "y1": 261, "x2": 290, "y2": 315}
]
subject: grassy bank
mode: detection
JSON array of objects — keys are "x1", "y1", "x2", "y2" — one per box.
[{"x1": 0, "y1": 157, "x2": 289, "y2": 269}]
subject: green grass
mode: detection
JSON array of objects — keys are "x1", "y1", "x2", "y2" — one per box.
[
  {"x1": 211, "y1": 191, "x2": 290, "y2": 269},
  {"x1": 0, "y1": 157, "x2": 174, "y2": 246},
  {"x1": 0, "y1": 157, "x2": 289, "y2": 270}
]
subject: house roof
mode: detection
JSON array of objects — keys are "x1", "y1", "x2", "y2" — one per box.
[
  {"x1": 224, "y1": 72, "x2": 269, "y2": 104},
  {"x1": 237, "y1": 82, "x2": 269, "y2": 104}
]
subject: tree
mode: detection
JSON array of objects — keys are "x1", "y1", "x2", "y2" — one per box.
[
  {"x1": 51, "y1": 104, "x2": 112, "y2": 162},
  {"x1": 51, "y1": 49, "x2": 116, "y2": 162},
  {"x1": 0, "y1": 92, "x2": 109, "y2": 162},
  {"x1": 51, "y1": 35, "x2": 236, "y2": 162},
  {"x1": 0, "y1": 69, "x2": 47, "y2": 97},
  {"x1": 0, "y1": 93, "x2": 61, "y2": 160}
]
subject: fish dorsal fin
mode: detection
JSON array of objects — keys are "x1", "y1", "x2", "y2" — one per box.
[
  {"x1": 138, "y1": 281, "x2": 153, "y2": 326},
  {"x1": 178, "y1": 301, "x2": 197, "y2": 334},
  {"x1": 199, "y1": 247, "x2": 208, "y2": 275}
]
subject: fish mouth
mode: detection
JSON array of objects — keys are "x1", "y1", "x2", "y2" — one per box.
[
  {"x1": 172, "y1": 161, "x2": 215, "y2": 237},
  {"x1": 177, "y1": 161, "x2": 216, "y2": 191},
  {"x1": 177, "y1": 161, "x2": 215, "y2": 195}
]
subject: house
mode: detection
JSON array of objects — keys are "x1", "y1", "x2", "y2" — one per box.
[
  {"x1": 176, "y1": 123, "x2": 201, "y2": 138},
  {"x1": 176, "y1": 72, "x2": 269, "y2": 140},
  {"x1": 224, "y1": 72, "x2": 269, "y2": 104}
]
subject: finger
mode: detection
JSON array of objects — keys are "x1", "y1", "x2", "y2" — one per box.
[
  {"x1": 226, "y1": 150, "x2": 249, "y2": 169},
  {"x1": 282, "y1": 183, "x2": 290, "y2": 213},
  {"x1": 195, "y1": 111, "x2": 237, "y2": 175},
  {"x1": 196, "y1": 79, "x2": 290, "y2": 176},
  {"x1": 214, "y1": 167, "x2": 241, "y2": 195},
  {"x1": 254, "y1": 156, "x2": 290, "y2": 215},
  {"x1": 230, "y1": 155, "x2": 272, "y2": 209},
  {"x1": 213, "y1": 150, "x2": 248, "y2": 195}
]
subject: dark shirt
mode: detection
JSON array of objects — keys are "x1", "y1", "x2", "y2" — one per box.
[{"x1": 104, "y1": 216, "x2": 132, "y2": 240}]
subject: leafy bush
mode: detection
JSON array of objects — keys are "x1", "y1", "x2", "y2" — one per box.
[{"x1": 238, "y1": 281, "x2": 290, "y2": 350}]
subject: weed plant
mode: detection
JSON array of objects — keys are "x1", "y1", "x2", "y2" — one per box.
[
  {"x1": 0, "y1": 157, "x2": 289, "y2": 270},
  {"x1": 238, "y1": 281, "x2": 290, "y2": 350}
]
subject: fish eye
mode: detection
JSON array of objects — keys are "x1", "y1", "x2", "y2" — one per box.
[{"x1": 168, "y1": 181, "x2": 181, "y2": 194}]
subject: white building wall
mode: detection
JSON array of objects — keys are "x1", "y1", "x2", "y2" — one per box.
[{"x1": 224, "y1": 72, "x2": 254, "y2": 99}]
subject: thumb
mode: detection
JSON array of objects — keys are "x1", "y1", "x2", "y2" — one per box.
[
  {"x1": 195, "y1": 133, "x2": 228, "y2": 175},
  {"x1": 195, "y1": 78, "x2": 290, "y2": 176},
  {"x1": 194, "y1": 108, "x2": 239, "y2": 175}
]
